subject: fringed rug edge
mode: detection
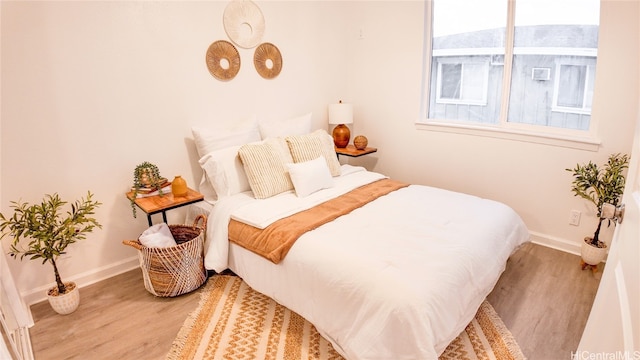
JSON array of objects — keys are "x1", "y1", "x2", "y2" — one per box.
[
  {"x1": 478, "y1": 301, "x2": 527, "y2": 360},
  {"x1": 165, "y1": 278, "x2": 218, "y2": 360}
]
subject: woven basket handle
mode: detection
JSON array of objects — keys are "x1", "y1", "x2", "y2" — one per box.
[
  {"x1": 122, "y1": 239, "x2": 144, "y2": 251},
  {"x1": 193, "y1": 214, "x2": 207, "y2": 230}
]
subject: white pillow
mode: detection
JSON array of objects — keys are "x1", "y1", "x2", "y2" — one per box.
[
  {"x1": 285, "y1": 129, "x2": 341, "y2": 176},
  {"x1": 138, "y1": 223, "x2": 177, "y2": 248},
  {"x1": 238, "y1": 138, "x2": 294, "y2": 199},
  {"x1": 198, "y1": 174, "x2": 217, "y2": 203},
  {"x1": 192, "y1": 115, "x2": 260, "y2": 201},
  {"x1": 199, "y1": 145, "x2": 250, "y2": 200},
  {"x1": 258, "y1": 112, "x2": 312, "y2": 139},
  {"x1": 192, "y1": 115, "x2": 260, "y2": 158},
  {"x1": 286, "y1": 157, "x2": 334, "y2": 197}
]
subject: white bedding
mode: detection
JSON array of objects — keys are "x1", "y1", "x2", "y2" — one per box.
[
  {"x1": 195, "y1": 165, "x2": 529, "y2": 359},
  {"x1": 203, "y1": 165, "x2": 385, "y2": 271}
]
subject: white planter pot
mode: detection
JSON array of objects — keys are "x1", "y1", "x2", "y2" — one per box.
[
  {"x1": 581, "y1": 237, "x2": 608, "y2": 265},
  {"x1": 47, "y1": 282, "x2": 80, "y2": 315}
]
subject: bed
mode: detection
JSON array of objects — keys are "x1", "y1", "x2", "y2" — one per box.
[{"x1": 188, "y1": 118, "x2": 530, "y2": 359}]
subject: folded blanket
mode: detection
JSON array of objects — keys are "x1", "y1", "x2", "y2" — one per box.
[
  {"x1": 138, "y1": 223, "x2": 177, "y2": 248},
  {"x1": 228, "y1": 179, "x2": 409, "y2": 263}
]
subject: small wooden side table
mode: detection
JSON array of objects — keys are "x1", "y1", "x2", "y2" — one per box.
[
  {"x1": 126, "y1": 187, "x2": 204, "y2": 226},
  {"x1": 335, "y1": 145, "x2": 378, "y2": 159}
]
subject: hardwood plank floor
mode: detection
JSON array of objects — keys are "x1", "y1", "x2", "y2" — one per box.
[
  {"x1": 29, "y1": 242, "x2": 600, "y2": 360},
  {"x1": 29, "y1": 269, "x2": 202, "y2": 360},
  {"x1": 488, "y1": 242, "x2": 601, "y2": 359}
]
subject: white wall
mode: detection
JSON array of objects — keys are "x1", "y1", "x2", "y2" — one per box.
[
  {"x1": 0, "y1": 0, "x2": 637, "y2": 304},
  {"x1": 0, "y1": 1, "x2": 350, "y2": 303}
]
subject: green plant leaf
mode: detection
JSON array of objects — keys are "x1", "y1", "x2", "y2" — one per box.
[
  {"x1": 0, "y1": 191, "x2": 102, "y2": 286},
  {"x1": 567, "y1": 153, "x2": 629, "y2": 242}
]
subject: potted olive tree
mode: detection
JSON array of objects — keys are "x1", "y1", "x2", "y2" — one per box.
[
  {"x1": 566, "y1": 153, "x2": 629, "y2": 266},
  {"x1": 0, "y1": 192, "x2": 101, "y2": 314}
]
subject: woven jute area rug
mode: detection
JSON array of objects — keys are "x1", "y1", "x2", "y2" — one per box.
[{"x1": 166, "y1": 275, "x2": 525, "y2": 360}]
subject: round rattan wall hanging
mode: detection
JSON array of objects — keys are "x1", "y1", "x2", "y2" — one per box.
[
  {"x1": 223, "y1": 0, "x2": 265, "y2": 49},
  {"x1": 254, "y1": 42, "x2": 282, "y2": 79},
  {"x1": 206, "y1": 40, "x2": 240, "y2": 81}
]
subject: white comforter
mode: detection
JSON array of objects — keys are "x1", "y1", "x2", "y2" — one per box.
[{"x1": 202, "y1": 165, "x2": 529, "y2": 359}]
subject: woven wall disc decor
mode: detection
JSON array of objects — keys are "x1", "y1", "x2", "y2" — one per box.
[
  {"x1": 223, "y1": 0, "x2": 265, "y2": 49},
  {"x1": 206, "y1": 40, "x2": 241, "y2": 81},
  {"x1": 254, "y1": 42, "x2": 282, "y2": 79}
]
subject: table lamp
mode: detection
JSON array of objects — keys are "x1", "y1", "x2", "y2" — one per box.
[{"x1": 328, "y1": 101, "x2": 353, "y2": 148}]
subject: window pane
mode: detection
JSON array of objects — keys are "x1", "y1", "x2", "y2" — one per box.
[
  {"x1": 557, "y1": 65, "x2": 586, "y2": 108},
  {"x1": 440, "y1": 63, "x2": 462, "y2": 99},
  {"x1": 461, "y1": 63, "x2": 485, "y2": 101},
  {"x1": 507, "y1": 0, "x2": 599, "y2": 130},
  {"x1": 428, "y1": 0, "x2": 506, "y2": 123}
]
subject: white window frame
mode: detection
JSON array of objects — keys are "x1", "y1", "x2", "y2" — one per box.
[
  {"x1": 418, "y1": 0, "x2": 601, "y2": 151},
  {"x1": 552, "y1": 61, "x2": 595, "y2": 115},
  {"x1": 435, "y1": 60, "x2": 489, "y2": 106}
]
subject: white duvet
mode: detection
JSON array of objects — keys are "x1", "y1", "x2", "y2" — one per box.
[{"x1": 201, "y1": 165, "x2": 529, "y2": 359}]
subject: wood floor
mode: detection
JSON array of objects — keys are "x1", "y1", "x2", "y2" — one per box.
[
  {"x1": 487, "y1": 242, "x2": 601, "y2": 359},
  {"x1": 29, "y1": 242, "x2": 601, "y2": 360}
]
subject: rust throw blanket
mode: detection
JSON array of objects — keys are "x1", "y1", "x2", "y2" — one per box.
[{"x1": 228, "y1": 179, "x2": 409, "y2": 263}]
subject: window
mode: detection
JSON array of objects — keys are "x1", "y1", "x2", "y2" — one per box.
[
  {"x1": 427, "y1": 0, "x2": 506, "y2": 124},
  {"x1": 554, "y1": 63, "x2": 595, "y2": 113},
  {"x1": 422, "y1": 0, "x2": 600, "y2": 142},
  {"x1": 436, "y1": 61, "x2": 489, "y2": 105}
]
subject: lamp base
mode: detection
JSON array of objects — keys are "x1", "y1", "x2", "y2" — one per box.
[{"x1": 332, "y1": 124, "x2": 350, "y2": 148}]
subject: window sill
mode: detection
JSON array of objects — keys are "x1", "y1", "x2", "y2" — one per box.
[{"x1": 415, "y1": 121, "x2": 601, "y2": 151}]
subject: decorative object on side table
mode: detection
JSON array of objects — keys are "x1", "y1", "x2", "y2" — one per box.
[
  {"x1": 353, "y1": 135, "x2": 368, "y2": 150},
  {"x1": 130, "y1": 161, "x2": 169, "y2": 218},
  {"x1": 171, "y1": 175, "x2": 188, "y2": 197},
  {"x1": 328, "y1": 100, "x2": 353, "y2": 148},
  {"x1": 566, "y1": 153, "x2": 629, "y2": 271},
  {"x1": 0, "y1": 192, "x2": 102, "y2": 314}
]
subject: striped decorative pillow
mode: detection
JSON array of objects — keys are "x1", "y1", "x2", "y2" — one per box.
[
  {"x1": 238, "y1": 138, "x2": 294, "y2": 199},
  {"x1": 286, "y1": 130, "x2": 341, "y2": 176}
]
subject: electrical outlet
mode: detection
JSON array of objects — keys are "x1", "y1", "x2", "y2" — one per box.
[{"x1": 569, "y1": 210, "x2": 581, "y2": 226}]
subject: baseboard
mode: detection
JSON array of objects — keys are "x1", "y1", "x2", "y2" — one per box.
[
  {"x1": 23, "y1": 256, "x2": 140, "y2": 306},
  {"x1": 21, "y1": 234, "x2": 581, "y2": 305},
  {"x1": 529, "y1": 231, "x2": 581, "y2": 256}
]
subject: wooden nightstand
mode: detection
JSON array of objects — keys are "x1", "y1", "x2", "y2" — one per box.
[
  {"x1": 335, "y1": 145, "x2": 378, "y2": 159},
  {"x1": 126, "y1": 187, "x2": 204, "y2": 226}
]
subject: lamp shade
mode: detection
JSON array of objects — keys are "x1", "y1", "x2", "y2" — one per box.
[{"x1": 328, "y1": 102, "x2": 353, "y2": 125}]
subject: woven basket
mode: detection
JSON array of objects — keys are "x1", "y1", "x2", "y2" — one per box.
[{"x1": 123, "y1": 215, "x2": 207, "y2": 297}]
